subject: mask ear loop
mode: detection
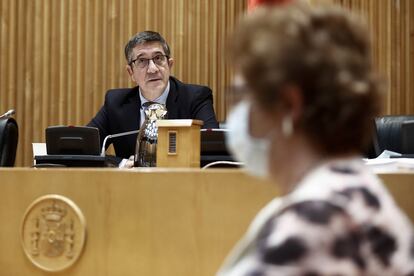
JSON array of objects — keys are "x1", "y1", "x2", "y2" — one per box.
[{"x1": 282, "y1": 115, "x2": 293, "y2": 137}]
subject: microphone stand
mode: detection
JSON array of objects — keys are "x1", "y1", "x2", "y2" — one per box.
[
  {"x1": 0, "y1": 109, "x2": 15, "y2": 119},
  {"x1": 100, "y1": 129, "x2": 140, "y2": 156}
]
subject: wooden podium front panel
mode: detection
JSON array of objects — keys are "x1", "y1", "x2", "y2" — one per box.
[
  {"x1": 0, "y1": 168, "x2": 278, "y2": 276},
  {"x1": 377, "y1": 173, "x2": 414, "y2": 224},
  {"x1": 0, "y1": 169, "x2": 413, "y2": 276}
]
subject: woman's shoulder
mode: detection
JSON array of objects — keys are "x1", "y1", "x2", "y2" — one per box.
[
  {"x1": 220, "y1": 159, "x2": 414, "y2": 276},
  {"x1": 251, "y1": 160, "x2": 414, "y2": 275}
]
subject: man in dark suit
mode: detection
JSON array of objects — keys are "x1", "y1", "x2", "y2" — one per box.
[{"x1": 88, "y1": 31, "x2": 219, "y2": 159}]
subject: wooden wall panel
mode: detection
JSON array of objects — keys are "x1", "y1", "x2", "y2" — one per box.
[
  {"x1": 0, "y1": 0, "x2": 246, "y2": 166},
  {"x1": 1, "y1": 0, "x2": 413, "y2": 166},
  {"x1": 328, "y1": 0, "x2": 414, "y2": 116}
]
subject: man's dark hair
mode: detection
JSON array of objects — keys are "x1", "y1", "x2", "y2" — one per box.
[{"x1": 124, "y1": 31, "x2": 171, "y2": 64}]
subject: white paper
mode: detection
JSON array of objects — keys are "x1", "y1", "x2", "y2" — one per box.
[
  {"x1": 32, "y1": 143, "x2": 47, "y2": 156},
  {"x1": 364, "y1": 150, "x2": 414, "y2": 173}
]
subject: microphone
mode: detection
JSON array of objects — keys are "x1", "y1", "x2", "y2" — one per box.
[
  {"x1": 0, "y1": 109, "x2": 15, "y2": 119},
  {"x1": 100, "y1": 129, "x2": 140, "y2": 156}
]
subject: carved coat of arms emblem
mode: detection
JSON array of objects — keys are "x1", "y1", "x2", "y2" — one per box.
[{"x1": 20, "y1": 195, "x2": 86, "y2": 272}]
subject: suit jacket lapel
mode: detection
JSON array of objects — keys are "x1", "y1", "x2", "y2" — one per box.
[
  {"x1": 166, "y1": 78, "x2": 179, "y2": 119},
  {"x1": 123, "y1": 87, "x2": 141, "y2": 130}
]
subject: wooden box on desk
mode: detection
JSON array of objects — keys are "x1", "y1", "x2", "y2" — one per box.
[{"x1": 156, "y1": 119, "x2": 203, "y2": 167}]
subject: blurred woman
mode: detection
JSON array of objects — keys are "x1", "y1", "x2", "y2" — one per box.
[{"x1": 219, "y1": 3, "x2": 414, "y2": 276}]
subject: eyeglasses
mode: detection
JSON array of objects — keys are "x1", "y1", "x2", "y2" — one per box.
[{"x1": 129, "y1": 54, "x2": 169, "y2": 69}]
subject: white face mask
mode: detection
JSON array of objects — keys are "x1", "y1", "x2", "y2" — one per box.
[{"x1": 226, "y1": 100, "x2": 272, "y2": 179}]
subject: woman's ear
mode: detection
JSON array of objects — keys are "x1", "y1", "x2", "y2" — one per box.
[{"x1": 279, "y1": 84, "x2": 304, "y2": 121}]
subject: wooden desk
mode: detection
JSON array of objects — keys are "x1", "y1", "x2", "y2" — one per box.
[{"x1": 0, "y1": 168, "x2": 412, "y2": 276}]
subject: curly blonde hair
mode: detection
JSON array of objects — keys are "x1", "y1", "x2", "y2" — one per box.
[{"x1": 232, "y1": 3, "x2": 383, "y2": 155}]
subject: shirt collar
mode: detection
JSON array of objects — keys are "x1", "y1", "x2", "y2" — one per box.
[{"x1": 139, "y1": 81, "x2": 170, "y2": 108}]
